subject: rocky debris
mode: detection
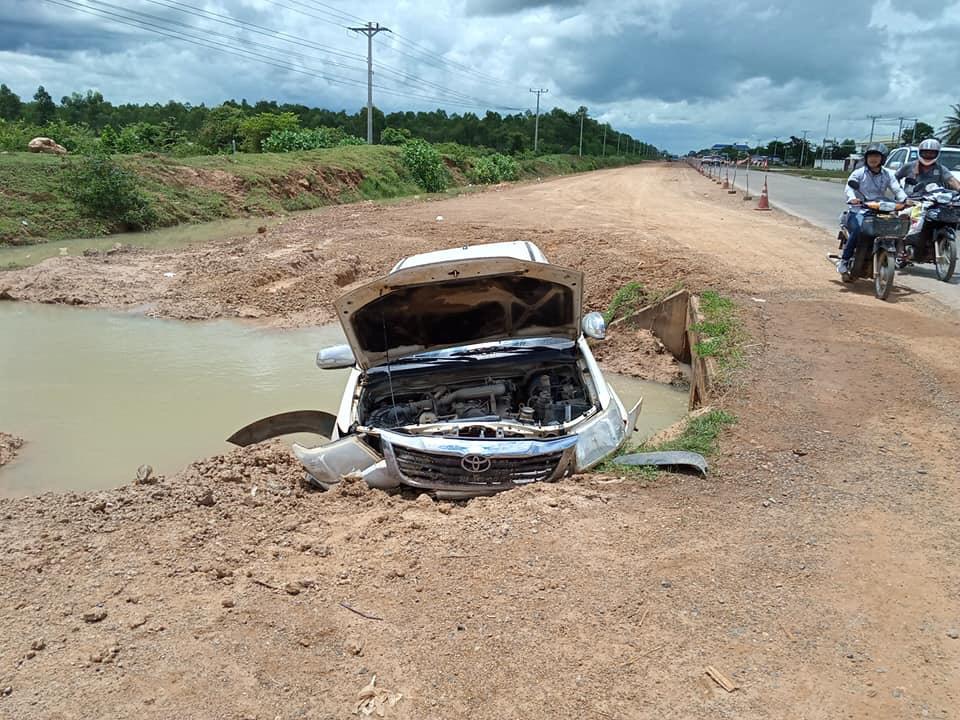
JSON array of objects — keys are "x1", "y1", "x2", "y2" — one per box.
[
  {"x1": 90, "y1": 499, "x2": 108, "y2": 513},
  {"x1": 355, "y1": 676, "x2": 402, "y2": 717},
  {"x1": 0, "y1": 432, "x2": 24, "y2": 467},
  {"x1": 82, "y1": 608, "x2": 107, "y2": 623},
  {"x1": 331, "y1": 474, "x2": 370, "y2": 498},
  {"x1": 30, "y1": 638, "x2": 45, "y2": 652},
  {"x1": 27, "y1": 137, "x2": 67, "y2": 155},
  {"x1": 221, "y1": 598, "x2": 236, "y2": 608},
  {"x1": 947, "y1": 629, "x2": 959, "y2": 640},
  {"x1": 195, "y1": 488, "x2": 216, "y2": 507},
  {"x1": 134, "y1": 464, "x2": 161, "y2": 485}
]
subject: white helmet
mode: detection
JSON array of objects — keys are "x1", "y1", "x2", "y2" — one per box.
[{"x1": 919, "y1": 138, "x2": 941, "y2": 166}]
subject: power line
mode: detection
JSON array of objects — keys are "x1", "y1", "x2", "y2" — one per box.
[
  {"x1": 388, "y1": 32, "x2": 507, "y2": 86},
  {"x1": 135, "y1": 0, "x2": 521, "y2": 109},
  {"x1": 272, "y1": 0, "x2": 365, "y2": 25},
  {"x1": 43, "y1": 0, "x2": 521, "y2": 111}
]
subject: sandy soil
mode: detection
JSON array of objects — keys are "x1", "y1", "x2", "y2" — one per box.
[
  {"x1": 2, "y1": 164, "x2": 960, "y2": 719},
  {"x1": 0, "y1": 433, "x2": 23, "y2": 467}
]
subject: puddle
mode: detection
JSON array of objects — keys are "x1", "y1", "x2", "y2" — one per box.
[
  {"x1": 0, "y1": 303, "x2": 689, "y2": 496},
  {"x1": 0, "y1": 303, "x2": 348, "y2": 496},
  {"x1": 0, "y1": 216, "x2": 283, "y2": 268}
]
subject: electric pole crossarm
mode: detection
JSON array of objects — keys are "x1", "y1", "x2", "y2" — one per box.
[{"x1": 349, "y1": 21, "x2": 391, "y2": 144}]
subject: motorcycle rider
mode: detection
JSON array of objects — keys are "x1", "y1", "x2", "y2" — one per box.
[
  {"x1": 839, "y1": 143, "x2": 908, "y2": 274},
  {"x1": 895, "y1": 138, "x2": 960, "y2": 195}
]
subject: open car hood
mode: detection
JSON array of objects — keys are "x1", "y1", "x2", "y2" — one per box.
[{"x1": 335, "y1": 257, "x2": 584, "y2": 370}]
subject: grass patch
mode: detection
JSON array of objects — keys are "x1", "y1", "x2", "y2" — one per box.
[
  {"x1": 690, "y1": 290, "x2": 744, "y2": 375},
  {"x1": 647, "y1": 409, "x2": 737, "y2": 455},
  {"x1": 604, "y1": 281, "x2": 647, "y2": 323},
  {"x1": 596, "y1": 409, "x2": 737, "y2": 479}
]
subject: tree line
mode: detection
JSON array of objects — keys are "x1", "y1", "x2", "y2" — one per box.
[{"x1": 0, "y1": 84, "x2": 663, "y2": 159}]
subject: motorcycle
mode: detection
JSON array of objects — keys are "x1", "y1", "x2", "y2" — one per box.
[
  {"x1": 830, "y1": 179, "x2": 909, "y2": 301},
  {"x1": 897, "y1": 181, "x2": 960, "y2": 281}
]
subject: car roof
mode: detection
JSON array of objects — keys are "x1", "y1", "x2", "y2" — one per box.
[{"x1": 390, "y1": 241, "x2": 548, "y2": 272}]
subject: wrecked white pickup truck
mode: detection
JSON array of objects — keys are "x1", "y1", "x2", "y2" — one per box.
[{"x1": 229, "y1": 241, "x2": 641, "y2": 499}]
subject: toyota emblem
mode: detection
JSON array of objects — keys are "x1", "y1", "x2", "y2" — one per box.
[{"x1": 460, "y1": 454, "x2": 492, "y2": 474}]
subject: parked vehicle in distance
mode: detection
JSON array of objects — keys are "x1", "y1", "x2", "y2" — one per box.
[{"x1": 886, "y1": 145, "x2": 960, "y2": 174}]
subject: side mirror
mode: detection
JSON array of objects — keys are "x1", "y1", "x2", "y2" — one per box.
[
  {"x1": 581, "y1": 311, "x2": 607, "y2": 340},
  {"x1": 316, "y1": 344, "x2": 356, "y2": 369},
  {"x1": 847, "y1": 179, "x2": 860, "y2": 190}
]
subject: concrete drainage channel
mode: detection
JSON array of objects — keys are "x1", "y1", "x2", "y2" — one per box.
[{"x1": 610, "y1": 289, "x2": 718, "y2": 410}]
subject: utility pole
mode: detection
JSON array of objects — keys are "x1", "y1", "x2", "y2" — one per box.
[
  {"x1": 819, "y1": 113, "x2": 831, "y2": 166},
  {"x1": 529, "y1": 88, "x2": 548, "y2": 153},
  {"x1": 867, "y1": 114, "x2": 880, "y2": 144},
  {"x1": 349, "y1": 21, "x2": 391, "y2": 144},
  {"x1": 896, "y1": 116, "x2": 905, "y2": 145},
  {"x1": 616, "y1": 133, "x2": 621, "y2": 155},
  {"x1": 799, "y1": 130, "x2": 810, "y2": 167},
  {"x1": 602, "y1": 125, "x2": 607, "y2": 156},
  {"x1": 578, "y1": 109, "x2": 585, "y2": 157}
]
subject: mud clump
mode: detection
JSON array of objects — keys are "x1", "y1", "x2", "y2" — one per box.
[
  {"x1": 593, "y1": 327, "x2": 686, "y2": 385},
  {"x1": 0, "y1": 432, "x2": 24, "y2": 467}
]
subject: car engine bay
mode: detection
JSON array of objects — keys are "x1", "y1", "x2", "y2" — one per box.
[{"x1": 358, "y1": 358, "x2": 596, "y2": 431}]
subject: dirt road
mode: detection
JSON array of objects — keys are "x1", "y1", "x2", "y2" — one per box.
[{"x1": 2, "y1": 164, "x2": 959, "y2": 719}]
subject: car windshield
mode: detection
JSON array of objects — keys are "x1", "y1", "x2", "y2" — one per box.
[{"x1": 941, "y1": 150, "x2": 960, "y2": 172}]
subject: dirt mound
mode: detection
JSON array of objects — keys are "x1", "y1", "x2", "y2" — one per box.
[
  {"x1": 0, "y1": 432, "x2": 23, "y2": 466},
  {"x1": 592, "y1": 326, "x2": 686, "y2": 384}
]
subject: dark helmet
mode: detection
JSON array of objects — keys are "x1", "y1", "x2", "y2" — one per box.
[{"x1": 864, "y1": 143, "x2": 888, "y2": 162}]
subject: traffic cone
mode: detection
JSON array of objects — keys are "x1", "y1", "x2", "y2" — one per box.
[
  {"x1": 722, "y1": 171, "x2": 730, "y2": 189},
  {"x1": 755, "y1": 178, "x2": 771, "y2": 211}
]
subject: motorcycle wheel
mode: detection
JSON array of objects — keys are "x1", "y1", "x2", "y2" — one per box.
[
  {"x1": 875, "y1": 250, "x2": 895, "y2": 300},
  {"x1": 934, "y1": 238, "x2": 957, "y2": 282}
]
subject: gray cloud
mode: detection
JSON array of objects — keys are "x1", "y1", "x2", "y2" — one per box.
[{"x1": 1, "y1": 0, "x2": 959, "y2": 153}]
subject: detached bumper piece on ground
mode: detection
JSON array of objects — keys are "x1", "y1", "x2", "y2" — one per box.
[
  {"x1": 229, "y1": 241, "x2": 641, "y2": 498},
  {"x1": 612, "y1": 451, "x2": 709, "y2": 476}
]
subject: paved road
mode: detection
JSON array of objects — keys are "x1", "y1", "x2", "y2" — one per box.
[{"x1": 725, "y1": 167, "x2": 960, "y2": 311}]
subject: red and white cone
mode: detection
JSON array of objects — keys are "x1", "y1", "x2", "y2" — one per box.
[{"x1": 755, "y1": 179, "x2": 771, "y2": 211}]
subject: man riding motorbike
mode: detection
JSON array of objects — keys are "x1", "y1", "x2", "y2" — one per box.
[
  {"x1": 895, "y1": 138, "x2": 960, "y2": 196},
  {"x1": 839, "y1": 143, "x2": 908, "y2": 274}
]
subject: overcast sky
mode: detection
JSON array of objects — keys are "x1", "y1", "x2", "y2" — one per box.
[{"x1": 2, "y1": 0, "x2": 959, "y2": 153}]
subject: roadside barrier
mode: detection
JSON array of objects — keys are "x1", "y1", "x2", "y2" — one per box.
[
  {"x1": 756, "y1": 178, "x2": 771, "y2": 210},
  {"x1": 722, "y1": 170, "x2": 730, "y2": 189}
]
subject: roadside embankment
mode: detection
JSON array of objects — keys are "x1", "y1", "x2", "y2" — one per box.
[
  {"x1": 0, "y1": 147, "x2": 645, "y2": 246},
  {"x1": 0, "y1": 432, "x2": 23, "y2": 467}
]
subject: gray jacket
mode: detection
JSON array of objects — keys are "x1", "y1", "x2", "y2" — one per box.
[{"x1": 844, "y1": 166, "x2": 907, "y2": 203}]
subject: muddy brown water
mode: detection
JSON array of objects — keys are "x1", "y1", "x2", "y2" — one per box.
[{"x1": 0, "y1": 303, "x2": 688, "y2": 496}]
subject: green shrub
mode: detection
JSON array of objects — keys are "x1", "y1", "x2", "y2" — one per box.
[
  {"x1": 491, "y1": 153, "x2": 519, "y2": 180},
  {"x1": 379, "y1": 127, "x2": 411, "y2": 145},
  {"x1": 401, "y1": 139, "x2": 447, "y2": 192},
  {"x1": 468, "y1": 155, "x2": 499, "y2": 184},
  {"x1": 62, "y1": 153, "x2": 156, "y2": 229},
  {"x1": 262, "y1": 127, "x2": 364, "y2": 152},
  {"x1": 238, "y1": 112, "x2": 301, "y2": 152}
]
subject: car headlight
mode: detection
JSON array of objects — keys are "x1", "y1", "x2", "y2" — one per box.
[{"x1": 574, "y1": 401, "x2": 627, "y2": 470}]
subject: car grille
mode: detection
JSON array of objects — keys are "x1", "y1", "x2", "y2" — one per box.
[{"x1": 392, "y1": 446, "x2": 566, "y2": 486}]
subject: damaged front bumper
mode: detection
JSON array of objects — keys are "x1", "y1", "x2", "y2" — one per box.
[{"x1": 291, "y1": 397, "x2": 636, "y2": 498}]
